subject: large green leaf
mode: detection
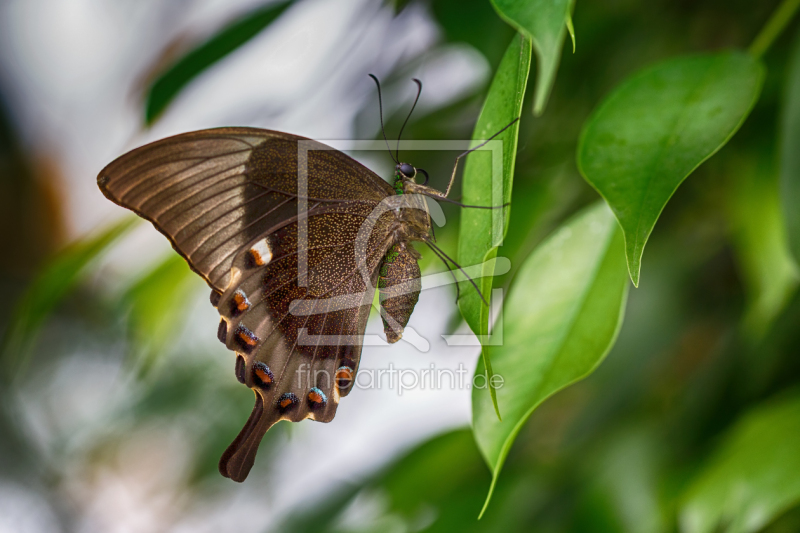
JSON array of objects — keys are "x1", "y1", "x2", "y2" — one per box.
[
  {"x1": 0, "y1": 217, "x2": 138, "y2": 381},
  {"x1": 781, "y1": 30, "x2": 800, "y2": 266},
  {"x1": 144, "y1": 1, "x2": 292, "y2": 124},
  {"x1": 491, "y1": 0, "x2": 572, "y2": 115},
  {"x1": 680, "y1": 392, "x2": 800, "y2": 533},
  {"x1": 472, "y1": 202, "x2": 629, "y2": 516},
  {"x1": 458, "y1": 33, "x2": 531, "y2": 418},
  {"x1": 578, "y1": 52, "x2": 764, "y2": 286}
]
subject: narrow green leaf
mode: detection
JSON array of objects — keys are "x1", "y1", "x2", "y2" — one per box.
[
  {"x1": 491, "y1": 0, "x2": 572, "y2": 115},
  {"x1": 727, "y1": 162, "x2": 799, "y2": 338},
  {"x1": 680, "y1": 391, "x2": 800, "y2": 533},
  {"x1": 0, "y1": 217, "x2": 139, "y2": 381},
  {"x1": 578, "y1": 52, "x2": 764, "y2": 286},
  {"x1": 386, "y1": 0, "x2": 413, "y2": 15},
  {"x1": 144, "y1": 1, "x2": 292, "y2": 124},
  {"x1": 121, "y1": 254, "x2": 201, "y2": 374},
  {"x1": 566, "y1": 9, "x2": 576, "y2": 54},
  {"x1": 458, "y1": 33, "x2": 531, "y2": 419},
  {"x1": 473, "y1": 202, "x2": 629, "y2": 517},
  {"x1": 748, "y1": 0, "x2": 800, "y2": 60},
  {"x1": 781, "y1": 29, "x2": 800, "y2": 265}
]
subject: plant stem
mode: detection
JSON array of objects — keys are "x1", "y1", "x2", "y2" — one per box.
[{"x1": 749, "y1": 0, "x2": 800, "y2": 59}]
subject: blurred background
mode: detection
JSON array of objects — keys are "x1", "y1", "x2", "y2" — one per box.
[{"x1": 1, "y1": 0, "x2": 800, "y2": 531}]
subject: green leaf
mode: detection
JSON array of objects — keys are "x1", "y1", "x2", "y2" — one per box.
[
  {"x1": 780, "y1": 30, "x2": 800, "y2": 266},
  {"x1": 0, "y1": 217, "x2": 139, "y2": 381},
  {"x1": 120, "y1": 254, "x2": 201, "y2": 374},
  {"x1": 727, "y1": 160, "x2": 799, "y2": 338},
  {"x1": 680, "y1": 391, "x2": 800, "y2": 533},
  {"x1": 144, "y1": 1, "x2": 292, "y2": 124},
  {"x1": 458, "y1": 33, "x2": 531, "y2": 418},
  {"x1": 566, "y1": 9, "x2": 576, "y2": 54},
  {"x1": 491, "y1": 0, "x2": 572, "y2": 115},
  {"x1": 473, "y1": 202, "x2": 629, "y2": 517},
  {"x1": 577, "y1": 52, "x2": 764, "y2": 286}
]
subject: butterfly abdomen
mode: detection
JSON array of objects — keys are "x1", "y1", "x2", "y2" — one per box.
[{"x1": 378, "y1": 242, "x2": 421, "y2": 343}]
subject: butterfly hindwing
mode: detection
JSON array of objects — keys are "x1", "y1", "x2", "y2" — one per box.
[{"x1": 98, "y1": 128, "x2": 398, "y2": 482}]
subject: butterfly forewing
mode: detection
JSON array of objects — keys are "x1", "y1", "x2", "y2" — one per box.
[{"x1": 98, "y1": 128, "x2": 396, "y2": 482}]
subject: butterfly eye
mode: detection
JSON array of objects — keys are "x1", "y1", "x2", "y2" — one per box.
[
  {"x1": 252, "y1": 361, "x2": 274, "y2": 388},
  {"x1": 399, "y1": 163, "x2": 415, "y2": 177},
  {"x1": 277, "y1": 392, "x2": 299, "y2": 412},
  {"x1": 307, "y1": 387, "x2": 327, "y2": 409}
]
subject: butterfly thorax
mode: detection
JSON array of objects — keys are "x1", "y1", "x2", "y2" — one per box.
[{"x1": 388, "y1": 171, "x2": 432, "y2": 243}]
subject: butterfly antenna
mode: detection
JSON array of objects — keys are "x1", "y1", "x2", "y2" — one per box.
[
  {"x1": 443, "y1": 116, "x2": 520, "y2": 197},
  {"x1": 368, "y1": 74, "x2": 399, "y2": 164},
  {"x1": 424, "y1": 238, "x2": 488, "y2": 306},
  {"x1": 396, "y1": 78, "x2": 422, "y2": 162},
  {"x1": 424, "y1": 240, "x2": 460, "y2": 303}
]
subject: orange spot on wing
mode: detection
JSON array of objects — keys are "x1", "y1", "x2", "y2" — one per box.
[
  {"x1": 249, "y1": 249, "x2": 265, "y2": 266},
  {"x1": 335, "y1": 366, "x2": 354, "y2": 389},
  {"x1": 233, "y1": 290, "x2": 250, "y2": 311},
  {"x1": 236, "y1": 326, "x2": 258, "y2": 346},
  {"x1": 255, "y1": 367, "x2": 272, "y2": 383}
]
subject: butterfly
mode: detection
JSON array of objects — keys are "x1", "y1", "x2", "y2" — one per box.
[{"x1": 98, "y1": 76, "x2": 513, "y2": 482}]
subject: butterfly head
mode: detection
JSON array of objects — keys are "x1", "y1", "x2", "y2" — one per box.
[
  {"x1": 395, "y1": 163, "x2": 429, "y2": 190},
  {"x1": 396, "y1": 162, "x2": 416, "y2": 180},
  {"x1": 393, "y1": 163, "x2": 416, "y2": 195}
]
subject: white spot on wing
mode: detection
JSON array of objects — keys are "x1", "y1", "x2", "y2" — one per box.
[{"x1": 250, "y1": 238, "x2": 273, "y2": 266}]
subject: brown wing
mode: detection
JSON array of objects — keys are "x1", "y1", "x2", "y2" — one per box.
[
  {"x1": 97, "y1": 128, "x2": 396, "y2": 481},
  {"x1": 98, "y1": 127, "x2": 393, "y2": 290}
]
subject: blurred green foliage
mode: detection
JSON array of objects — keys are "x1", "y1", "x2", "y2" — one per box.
[
  {"x1": 3, "y1": 0, "x2": 800, "y2": 531},
  {"x1": 680, "y1": 391, "x2": 800, "y2": 533},
  {"x1": 0, "y1": 216, "x2": 137, "y2": 382},
  {"x1": 780, "y1": 29, "x2": 800, "y2": 264},
  {"x1": 118, "y1": 254, "x2": 201, "y2": 375},
  {"x1": 144, "y1": 0, "x2": 293, "y2": 124}
]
